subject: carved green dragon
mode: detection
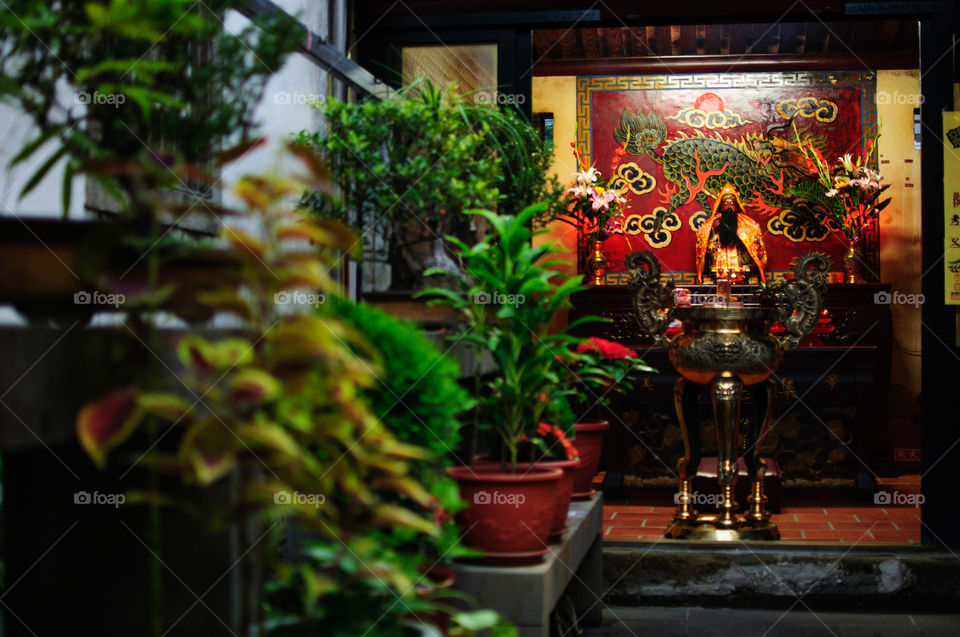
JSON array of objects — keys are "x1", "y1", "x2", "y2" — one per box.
[{"x1": 615, "y1": 109, "x2": 798, "y2": 220}]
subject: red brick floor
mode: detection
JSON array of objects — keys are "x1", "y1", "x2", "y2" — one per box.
[{"x1": 597, "y1": 473, "x2": 922, "y2": 543}]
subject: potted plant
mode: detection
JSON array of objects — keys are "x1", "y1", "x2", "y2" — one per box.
[
  {"x1": 513, "y1": 422, "x2": 581, "y2": 540},
  {"x1": 420, "y1": 203, "x2": 597, "y2": 560},
  {"x1": 563, "y1": 336, "x2": 653, "y2": 498},
  {"x1": 296, "y1": 79, "x2": 561, "y2": 299},
  {"x1": 295, "y1": 80, "x2": 500, "y2": 294}
]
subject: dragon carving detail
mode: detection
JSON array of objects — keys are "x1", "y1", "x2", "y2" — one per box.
[
  {"x1": 625, "y1": 251, "x2": 675, "y2": 346},
  {"x1": 615, "y1": 109, "x2": 798, "y2": 221},
  {"x1": 757, "y1": 252, "x2": 831, "y2": 350}
]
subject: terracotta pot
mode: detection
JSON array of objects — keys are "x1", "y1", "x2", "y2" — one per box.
[
  {"x1": 510, "y1": 458, "x2": 580, "y2": 541},
  {"x1": 446, "y1": 465, "x2": 563, "y2": 562},
  {"x1": 570, "y1": 421, "x2": 609, "y2": 498}
]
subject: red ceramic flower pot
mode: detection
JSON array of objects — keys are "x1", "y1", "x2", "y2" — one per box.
[
  {"x1": 510, "y1": 458, "x2": 580, "y2": 541},
  {"x1": 570, "y1": 421, "x2": 609, "y2": 499},
  {"x1": 446, "y1": 465, "x2": 563, "y2": 561}
]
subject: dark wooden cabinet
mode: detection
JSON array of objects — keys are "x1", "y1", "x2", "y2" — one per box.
[{"x1": 568, "y1": 284, "x2": 894, "y2": 495}]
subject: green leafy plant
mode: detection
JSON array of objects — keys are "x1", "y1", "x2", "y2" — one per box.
[
  {"x1": 322, "y1": 297, "x2": 470, "y2": 476},
  {"x1": 296, "y1": 80, "x2": 500, "y2": 289},
  {"x1": 419, "y1": 203, "x2": 596, "y2": 469},
  {"x1": 296, "y1": 79, "x2": 561, "y2": 289},
  {"x1": 75, "y1": 148, "x2": 499, "y2": 636},
  {"x1": 563, "y1": 336, "x2": 653, "y2": 422},
  {"x1": 320, "y1": 297, "x2": 478, "y2": 563},
  {"x1": 456, "y1": 95, "x2": 562, "y2": 215},
  {"x1": 0, "y1": 0, "x2": 301, "y2": 218}
]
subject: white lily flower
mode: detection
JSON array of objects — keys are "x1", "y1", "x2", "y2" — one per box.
[
  {"x1": 840, "y1": 154, "x2": 856, "y2": 173},
  {"x1": 576, "y1": 166, "x2": 601, "y2": 186}
]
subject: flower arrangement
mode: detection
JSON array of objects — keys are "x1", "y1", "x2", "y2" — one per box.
[
  {"x1": 793, "y1": 126, "x2": 891, "y2": 247},
  {"x1": 562, "y1": 141, "x2": 636, "y2": 247}
]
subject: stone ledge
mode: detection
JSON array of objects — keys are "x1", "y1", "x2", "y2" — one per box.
[
  {"x1": 450, "y1": 494, "x2": 603, "y2": 634},
  {"x1": 603, "y1": 543, "x2": 960, "y2": 611}
]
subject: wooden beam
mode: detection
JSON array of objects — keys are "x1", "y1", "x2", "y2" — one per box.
[
  {"x1": 532, "y1": 29, "x2": 555, "y2": 59},
  {"x1": 558, "y1": 28, "x2": 579, "y2": 58},
  {"x1": 644, "y1": 26, "x2": 658, "y2": 56},
  {"x1": 706, "y1": 24, "x2": 722, "y2": 55},
  {"x1": 533, "y1": 51, "x2": 918, "y2": 75},
  {"x1": 719, "y1": 24, "x2": 731, "y2": 55},
  {"x1": 695, "y1": 25, "x2": 707, "y2": 55},
  {"x1": 354, "y1": 1, "x2": 849, "y2": 27},
  {"x1": 728, "y1": 23, "x2": 746, "y2": 55},
  {"x1": 670, "y1": 25, "x2": 683, "y2": 55},
  {"x1": 607, "y1": 27, "x2": 626, "y2": 57},
  {"x1": 795, "y1": 22, "x2": 808, "y2": 54},
  {"x1": 581, "y1": 27, "x2": 602, "y2": 58}
]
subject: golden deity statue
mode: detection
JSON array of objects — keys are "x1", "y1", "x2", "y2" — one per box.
[{"x1": 695, "y1": 183, "x2": 767, "y2": 284}]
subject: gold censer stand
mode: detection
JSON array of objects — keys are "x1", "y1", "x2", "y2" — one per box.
[
  {"x1": 626, "y1": 252, "x2": 831, "y2": 542},
  {"x1": 669, "y1": 373, "x2": 779, "y2": 541}
]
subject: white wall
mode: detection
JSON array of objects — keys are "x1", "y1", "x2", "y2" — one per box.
[
  {"x1": 219, "y1": 2, "x2": 333, "y2": 211},
  {"x1": 0, "y1": 80, "x2": 88, "y2": 218},
  {"x1": 1, "y1": 1, "x2": 339, "y2": 219}
]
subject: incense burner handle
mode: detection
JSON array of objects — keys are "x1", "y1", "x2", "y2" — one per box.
[
  {"x1": 759, "y1": 252, "x2": 831, "y2": 351},
  {"x1": 625, "y1": 251, "x2": 675, "y2": 347}
]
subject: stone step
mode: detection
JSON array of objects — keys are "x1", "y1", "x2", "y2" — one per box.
[
  {"x1": 602, "y1": 543, "x2": 960, "y2": 611},
  {"x1": 583, "y1": 606, "x2": 960, "y2": 637}
]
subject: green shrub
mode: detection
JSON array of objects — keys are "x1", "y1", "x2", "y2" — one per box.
[{"x1": 323, "y1": 297, "x2": 470, "y2": 478}]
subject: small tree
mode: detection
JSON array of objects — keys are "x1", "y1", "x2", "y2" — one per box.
[{"x1": 297, "y1": 79, "x2": 561, "y2": 291}]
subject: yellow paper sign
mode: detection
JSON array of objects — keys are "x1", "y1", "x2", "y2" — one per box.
[{"x1": 944, "y1": 112, "x2": 960, "y2": 304}]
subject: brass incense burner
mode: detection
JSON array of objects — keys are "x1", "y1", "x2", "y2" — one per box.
[{"x1": 626, "y1": 251, "x2": 830, "y2": 541}]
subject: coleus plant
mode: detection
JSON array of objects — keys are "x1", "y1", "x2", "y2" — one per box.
[{"x1": 75, "y1": 145, "x2": 498, "y2": 635}]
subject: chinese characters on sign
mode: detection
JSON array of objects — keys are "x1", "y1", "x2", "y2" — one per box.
[{"x1": 944, "y1": 113, "x2": 960, "y2": 304}]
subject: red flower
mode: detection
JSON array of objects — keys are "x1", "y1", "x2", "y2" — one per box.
[
  {"x1": 536, "y1": 422, "x2": 578, "y2": 460},
  {"x1": 576, "y1": 336, "x2": 637, "y2": 360}
]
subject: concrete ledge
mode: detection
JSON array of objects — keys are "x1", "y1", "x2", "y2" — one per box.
[
  {"x1": 603, "y1": 542, "x2": 960, "y2": 611},
  {"x1": 450, "y1": 494, "x2": 603, "y2": 636}
]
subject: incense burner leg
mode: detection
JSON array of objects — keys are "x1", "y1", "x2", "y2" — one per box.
[
  {"x1": 711, "y1": 376, "x2": 742, "y2": 529},
  {"x1": 672, "y1": 378, "x2": 701, "y2": 521},
  {"x1": 746, "y1": 379, "x2": 777, "y2": 524}
]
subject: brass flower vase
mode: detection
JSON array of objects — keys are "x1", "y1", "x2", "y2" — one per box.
[
  {"x1": 586, "y1": 241, "x2": 607, "y2": 285},
  {"x1": 842, "y1": 243, "x2": 861, "y2": 283}
]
